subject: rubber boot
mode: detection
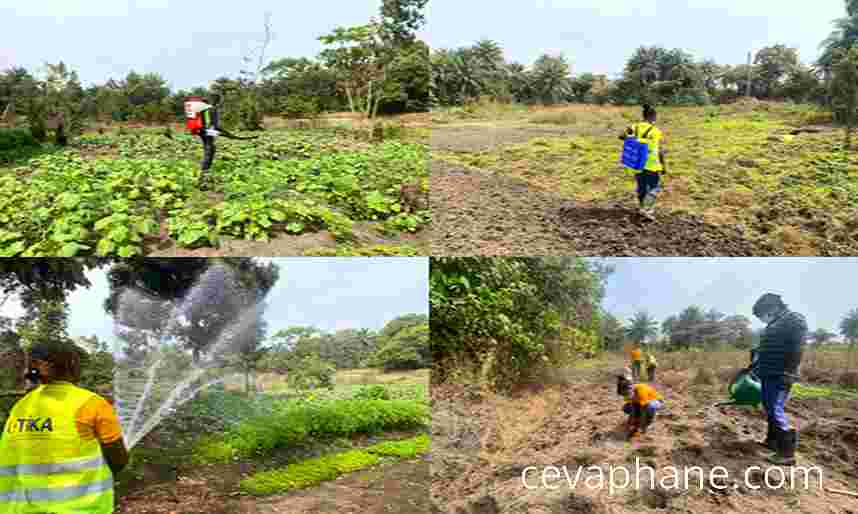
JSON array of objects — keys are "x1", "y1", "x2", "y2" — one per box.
[
  {"x1": 767, "y1": 428, "x2": 797, "y2": 466},
  {"x1": 757, "y1": 422, "x2": 776, "y2": 450}
]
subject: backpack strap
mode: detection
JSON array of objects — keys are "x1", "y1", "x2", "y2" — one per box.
[{"x1": 641, "y1": 124, "x2": 654, "y2": 140}]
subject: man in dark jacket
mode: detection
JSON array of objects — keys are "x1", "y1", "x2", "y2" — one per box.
[{"x1": 752, "y1": 293, "x2": 807, "y2": 465}]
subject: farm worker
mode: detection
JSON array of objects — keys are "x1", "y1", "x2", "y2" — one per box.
[
  {"x1": 626, "y1": 341, "x2": 643, "y2": 381},
  {"x1": 0, "y1": 340, "x2": 129, "y2": 513},
  {"x1": 618, "y1": 379, "x2": 664, "y2": 439},
  {"x1": 185, "y1": 93, "x2": 224, "y2": 172},
  {"x1": 646, "y1": 353, "x2": 658, "y2": 382},
  {"x1": 752, "y1": 293, "x2": 808, "y2": 466},
  {"x1": 618, "y1": 104, "x2": 668, "y2": 220}
]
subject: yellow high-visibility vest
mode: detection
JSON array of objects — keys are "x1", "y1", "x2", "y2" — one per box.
[{"x1": 0, "y1": 382, "x2": 114, "y2": 513}]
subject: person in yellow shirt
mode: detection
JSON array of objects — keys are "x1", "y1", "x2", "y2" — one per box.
[
  {"x1": 0, "y1": 341, "x2": 129, "y2": 514},
  {"x1": 619, "y1": 104, "x2": 668, "y2": 220},
  {"x1": 627, "y1": 342, "x2": 643, "y2": 381},
  {"x1": 617, "y1": 376, "x2": 664, "y2": 439},
  {"x1": 646, "y1": 353, "x2": 658, "y2": 383}
]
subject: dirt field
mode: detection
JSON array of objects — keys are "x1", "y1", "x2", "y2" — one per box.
[
  {"x1": 430, "y1": 358, "x2": 858, "y2": 513},
  {"x1": 430, "y1": 102, "x2": 858, "y2": 256}
]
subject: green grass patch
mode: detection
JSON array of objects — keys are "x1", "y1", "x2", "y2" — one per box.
[
  {"x1": 239, "y1": 434, "x2": 430, "y2": 495},
  {"x1": 792, "y1": 383, "x2": 858, "y2": 401},
  {"x1": 194, "y1": 398, "x2": 429, "y2": 463}
]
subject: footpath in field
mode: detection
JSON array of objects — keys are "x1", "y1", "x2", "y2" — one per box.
[
  {"x1": 115, "y1": 372, "x2": 431, "y2": 514},
  {"x1": 430, "y1": 102, "x2": 858, "y2": 256},
  {"x1": 431, "y1": 362, "x2": 858, "y2": 514}
]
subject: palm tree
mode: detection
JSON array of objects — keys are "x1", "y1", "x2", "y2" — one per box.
[
  {"x1": 818, "y1": 1, "x2": 858, "y2": 71},
  {"x1": 627, "y1": 310, "x2": 658, "y2": 345}
]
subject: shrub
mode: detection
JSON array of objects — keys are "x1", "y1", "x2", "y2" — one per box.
[
  {"x1": 0, "y1": 128, "x2": 38, "y2": 151},
  {"x1": 282, "y1": 96, "x2": 320, "y2": 119},
  {"x1": 353, "y1": 384, "x2": 391, "y2": 400}
]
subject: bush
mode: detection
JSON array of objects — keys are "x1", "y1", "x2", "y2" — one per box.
[
  {"x1": 282, "y1": 96, "x2": 320, "y2": 119},
  {"x1": 0, "y1": 128, "x2": 38, "y2": 151},
  {"x1": 353, "y1": 384, "x2": 391, "y2": 400},
  {"x1": 287, "y1": 354, "x2": 336, "y2": 390},
  {"x1": 197, "y1": 398, "x2": 429, "y2": 462}
]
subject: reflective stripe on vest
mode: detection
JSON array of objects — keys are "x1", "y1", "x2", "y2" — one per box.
[
  {"x1": 0, "y1": 477, "x2": 113, "y2": 502},
  {"x1": 0, "y1": 383, "x2": 114, "y2": 513},
  {"x1": 0, "y1": 455, "x2": 107, "y2": 477}
]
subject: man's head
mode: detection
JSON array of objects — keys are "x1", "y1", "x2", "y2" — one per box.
[
  {"x1": 28, "y1": 341, "x2": 82, "y2": 384},
  {"x1": 753, "y1": 293, "x2": 786, "y2": 324},
  {"x1": 643, "y1": 104, "x2": 657, "y2": 122}
]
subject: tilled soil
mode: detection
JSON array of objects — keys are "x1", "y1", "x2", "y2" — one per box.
[
  {"x1": 431, "y1": 159, "x2": 772, "y2": 256},
  {"x1": 431, "y1": 370, "x2": 858, "y2": 514},
  {"x1": 430, "y1": 124, "x2": 774, "y2": 256}
]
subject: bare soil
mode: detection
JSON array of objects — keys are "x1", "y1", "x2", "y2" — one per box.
[
  {"x1": 430, "y1": 368, "x2": 858, "y2": 514},
  {"x1": 430, "y1": 158, "x2": 770, "y2": 256}
]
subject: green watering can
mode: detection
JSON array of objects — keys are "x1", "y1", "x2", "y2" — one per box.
[{"x1": 716, "y1": 368, "x2": 762, "y2": 407}]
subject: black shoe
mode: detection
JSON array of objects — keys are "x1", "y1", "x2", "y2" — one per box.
[{"x1": 767, "y1": 428, "x2": 797, "y2": 466}]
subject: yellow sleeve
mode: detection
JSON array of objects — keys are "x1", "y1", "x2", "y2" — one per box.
[{"x1": 76, "y1": 396, "x2": 123, "y2": 445}]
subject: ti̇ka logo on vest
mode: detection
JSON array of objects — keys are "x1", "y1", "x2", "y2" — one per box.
[{"x1": 8, "y1": 417, "x2": 54, "y2": 433}]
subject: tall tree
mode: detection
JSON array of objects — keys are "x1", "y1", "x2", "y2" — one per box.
[
  {"x1": 753, "y1": 44, "x2": 799, "y2": 98},
  {"x1": 840, "y1": 308, "x2": 858, "y2": 345},
  {"x1": 829, "y1": 44, "x2": 858, "y2": 149},
  {"x1": 627, "y1": 311, "x2": 658, "y2": 344}
]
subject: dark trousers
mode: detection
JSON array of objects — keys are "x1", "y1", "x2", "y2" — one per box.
[
  {"x1": 635, "y1": 171, "x2": 661, "y2": 205},
  {"x1": 647, "y1": 365, "x2": 656, "y2": 382},
  {"x1": 200, "y1": 134, "x2": 216, "y2": 171}
]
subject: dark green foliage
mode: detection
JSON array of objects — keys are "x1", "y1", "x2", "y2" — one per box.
[
  {"x1": 0, "y1": 128, "x2": 37, "y2": 151},
  {"x1": 430, "y1": 257, "x2": 610, "y2": 390}
]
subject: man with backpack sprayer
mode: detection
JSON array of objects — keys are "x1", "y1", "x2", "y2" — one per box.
[
  {"x1": 184, "y1": 94, "x2": 259, "y2": 173},
  {"x1": 619, "y1": 104, "x2": 668, "y2": 220}
]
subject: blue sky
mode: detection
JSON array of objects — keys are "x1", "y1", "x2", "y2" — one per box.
[
  {"x1": 425, "y1": 0, "x2": 845, "y2": 76},
  {"x1": 1, "y1": 1, "x2": 428, "y2": 90},
  {"x1": 597, "y1": 258, "x2": 858, "y2": 334},
  {"x1": 0, "y1": 258, "x2": 428, "y2": 346}
]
